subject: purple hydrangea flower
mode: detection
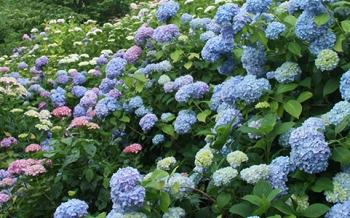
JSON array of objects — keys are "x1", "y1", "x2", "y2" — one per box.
[
  {"x1": 124, "y1": 46, "x2": 142, "y2": 64},
  {"x1": 106, "y1": 57, "x2": 127, "y2": 79},
  {"x1": 135, "y1": 24, "x2": 154, "y2": 45},
  {"x1": 180, "y1": 13, "x2": 193, "y2": 22},
  {"x1": 56, "y1": 75, "x2": 70, "y2": 85},
  {"x1": 96, "y1": 57, "x2": 108, "y2": 66},
  {"x1": 17, "y1": 62, "x2": 28, "y2": 69},
  {"x1": 156, "y1": 1, "x2": 180, "y2": 23},
  {"x1": 107, "y1": 89, "x2": 122, "y2": 100},
  {"x1": 50, "y1": 92, "x2": 66, "y2": 108},
  {"x1": 54, "y1": 199, "x2": 88, "y2": 218},
  {"x1": 80, "y1": 90, "x2": 98, "y2": 108},
  {"x1": 139, "y1": 114, "x2": 158, "y2": 132},
  {"x1": 35, "y1": 56, "x2": 49, "y2": 70},
  {"x1": 72, "y1": 73, "x2": 86, "y2": 85},
  {"x1": 153, "y1": 24, "x2": 181, "y2": 43}
]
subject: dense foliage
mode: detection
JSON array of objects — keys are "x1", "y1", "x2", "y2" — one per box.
[{"x1": 1, "y1": 0, "x2": 350, "y2": 217}]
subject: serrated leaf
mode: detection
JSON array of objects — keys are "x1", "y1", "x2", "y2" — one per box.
[
  {"x1": 287, "y1": 42, "x2": 301, "y2": 56},
  {"x1": 302, "y1": 203, "x2": 329, "y2": 218},
  {"x1": 217, "y1": 193, "x2": 232, "y2": 208},
  {"x1": 331, "y1": 147, "x2": 350, "y2": 165},
  {"x1": 314, "y1": 13, "x2": 330, "y2": 26},
  {"x1": 323, "y1": 78, "x2": 339, "y2": 97},
  {"x1": 283, "y1": 100, "x2": 302, "y2": 119},
  {"x1": 277, "y1": 83, "x2": 298, "y2": 95},
  {"x1": 85, "y1": 169, "x2": 94, "y2": 182},
  {"x1": 297, "y1": 91, "x2": 313, "y2": 103},
  {"x1": 341, "y1": 20, "x2": 350, "y2": 33}
]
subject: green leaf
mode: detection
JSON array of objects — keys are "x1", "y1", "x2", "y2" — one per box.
[
  {"x1": 277, "y1": 83, "x2": 298, "y2": 95},
  {"x1": 61, "y1": 137, "x2": 73, "y2": 146},
  {"x1": 150, "y1": 169, "x2": 168, "y2": 181},
  {"x1": 103, "y1": 166, "x2": 110, "y2": 178},
  {"x1": 331, "y1": 147, "x2": 350, "y2": 165},
  {"x1": 172, "y1": 181, "x2": 180, "y2": 194},
  {"x1": 96, "y1": 212, "x2": 106, "y2": 218},
  {"x1": 253, "y1": 196, "x2": 270, "y2": 215},
  {"x1": 334, "y1": 34, "x2": 346, "y2": 52},
  {"x1": 341, "y1": 20, "x2": 350, "y2": 33},
  {"x1": 311, "y1": 177, "x2": 333, "y2": 193},
  {"x1": 323, "y1": 78, "x2": 339, "y2": 97},
  {"x1": 297, "y1": 91, "x2": 313, "y2": 103},
  {"x1": 229, "y1": 203, "x2": 253, "y2": 217},
  {"x1": 195, "y1": 129, "x2": 216, "y2": 136},
  {"x1": 133, "y1": 73, "x2": 146, "y2": 82},
  {"x1": 284, "y1": 15, "x2": 297, "y2": 26},
  {"x1": 84, "y1": 144, "x2": 96, "y2": 157},
  {"x1": 119, "y1": 116, "x2": 130, "y2": 122},
  {"x1": 267, "y1": 188, "x2": 281, "y2": 202},
  {"x1": 238, "y1": 126, "x2": 264, "y2": 137},
  {"x1": 299, "y1": 77, "x2": 312, "y2": 89},
  {"x1": 159, "y1": 192, "x2": 170, "y2": 212},
  {"x1": 302, "y1": 203, "x2": 329, "y2": 218},
  {"x1": 242, "y1": 195, "x2": 261, "y2": 206},
  {"x1": 135, "y1": 80, "x2": 145, "y2": 93},
  {"x1": 170, "y1": 49, "x2": 183, "y2": 63},
  {"x1": 273, "y1": 201, "x2": 295, "y2": 215},
  {"x1": 145, "y1": 181, "x2": 162, "y2": 190},
  {"x1": 270, "y1": 122, "x2": 295, "y2": 137},
  {"x1": 197, "y1": 109, "x2": 211, "y2": 123},
  {"x1": 314, "y1": 13, "x2": 330, "y2": 26},
  {"x1": 335, "y1": 114, "x2": 350, "y2": 134},
  {"x1": 85, "y1": 169, "x2": 94, "y2": 182},
  {"x1": 217, "y1": 193, "x2": 232, "y2": 208},
  {"x1": 259, "y1": 113, "x2": 276, "y2": 133},
  {"x1": 283, "y1": 100, "x2": 302, "y2": 119},
  {"x1": 254, "y1": 139, "x2": 267, "y2": 151},
  {"x1": 257, "y1": 31, "x2": 268, "y2": 45},
  {"x1": 184, "y1": 61, "x2": 192, "y2": 69},
  {"x1": 156, "y1": 50, "x2": 164, "y2": 60},
  {"x1": 287, "y1": 42, "x2": 301, "y2": 56},
  {"x1": 253, "y1": 179, "x2": 273, "y2": 198},
  {"x1": 160, "y1": 124, "x2": 174, "y2": 136},
  {"x1": 122, "y1": 76, "x2": 134, "y2": 88},
  {"x1": 62, "y1": 151, "x2": 80, "y2": 168}
]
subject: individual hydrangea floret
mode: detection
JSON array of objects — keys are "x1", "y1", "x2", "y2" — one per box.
[
  {"x1": 273, "y1": 62, "x2": 302, "y2": 83},
  {"x1": 54, "y1": 199, "x2": 89, "y2": 218},
  {"x1": 240, "y1": 164, "x2": 270, "y2": 184},
  {"x1": 157, "y1": 157, "x2": 176, "y2": 170},
  {"x1": 212, "y1": 167, "x2": 238, "y2": 186},
  {"x1": 139, "y1": 114, "x2": 158, "y2": 132},
  {"x1": 152, "y1": 134, "x2": 165, "y2": 145},
  {"x1": 174, "y1": 110, "x2": 197, "y2": 134},
  {"x1": 227, "y1": 151, "x2": 248, "y2": 168},
  {"x1": 265, "y1": 22, "x2": 286, "y2": 40},
  {"x1": 315, "y1": 49, "x2": 339, "y2": 71},
  {"x1": 156, "y1": 1, "x2": 180, "y2": 23}
]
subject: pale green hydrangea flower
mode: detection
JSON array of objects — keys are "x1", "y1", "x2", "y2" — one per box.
[
  {"x1": 226, "y1": 151, "x2": 248, "y2": 168},
  {"x1": 212, "y1": 167, "x2": 238, "y2": 186},
  {"x1": 315, "y1": 49, "x2": 339, "y2": 71},
  {"x1": 10, "y1": 108, "x2": 23, "y2": 113},
  {"x1": 240, "y1": 164, "x2": 270, "y2": 184},
  {"x1": 255, "y1": 101, "x2": 270, "y2": 109},
  {"x1": 325, "y1": 172, "x2": 350, "y2": 203},
  {"x1": 157, "y1": 157, "x2": 176, "y2": 170},
  {"x1": 24, "y1": 110, "x2": 40, "y2": 118},
  {"x1": 35, "y1": 124, "x2": 50, "y2": 131},
  {"x1": 39, "y1": 110, "x2": 51, "y2": 120},
  {"x1": 195, "y1": 148, "x2": 213, "y2": 168},
  {"x1": 158, "y1": 75, "x2": 171, "y2": 85}
]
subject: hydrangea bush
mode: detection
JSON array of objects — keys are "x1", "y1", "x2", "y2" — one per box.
[{"x1": 1, "y1": 0, "x2": 350, "y2": 217}]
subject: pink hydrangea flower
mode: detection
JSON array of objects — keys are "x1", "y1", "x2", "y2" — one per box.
[
  {"x1": 25, "y1": 144, "x2": 42, "y2": 153},
  {"x1": 124, "y1": 45, "x2": 142, "y2": 63},
  {"x1": 24, "y1": 164, "x2": 46, "y2": 176},
  {"x1": 8, "y1": 159, "x2": 37, "y2": 175},
  {"x1": 67, "y1": 117, "x2": 89, "y2": 130},
  {"x1": 51, "y1": 106, "x2": 72, "y2": 118},
  {"x1": 0, "y1": 137, "x2": 17, "y2": 147},
  {"x1": 0, "y1": 193, "x2": 10, "y2": 203},
  {"x1": 122, "y1": 143, "x2": 142, "y2": 154},
  {"x1": 0, "y1": 178, "x2": 16, "y2": 187},
  {"x1": 22, "y1": 34, "x2": 30, "y2": 40},
  {"x1": 0, "y1": 67, "x2": 10, "y2": 72}
]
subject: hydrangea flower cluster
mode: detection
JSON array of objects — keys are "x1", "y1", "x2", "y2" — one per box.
[
  {"x1": 152, "y1": 134, "x2": 165, "y2": 145},
  {"x1": 265, "y1": 22, "x2": 286, "y2": 39},
  {"x1": 122, "y1": 143, "x2": 142, "y2": 154},
  {"x1": 110, "y1": 167, "x2": 145, "y2": 213},
  {"x1": 135, "y1": 24, "x2": 154, "y2": 45},
  {"x1": 163, "y1": 173, "x2": 195, "y2": 199},
  {"x1": 289, "y1": 122, "x2": 331, "y2": 174},
  {"x1": 340, "y1": 70, "x2": 350, "y2": 100},
  {"x1": 308, "y1": 31, "x2": 336, "y2": 56},
  {"x1": 180, "y1": 13, "x2": 193, "y2": 22},
  {"x1": 315, "y1": 49, "x2": 339, "y2": 71},
  {"x1": 161, "y1": 112, "x2": 174, "y2": 122},
  {"x1": 175, "y1": 81, "x2": 209, "y2": 103},
  {"x1": 174, "y1": 110, "x2": 197, "y2": 134},
  {"x1": 241, "y1": 44, "x2": 266, "y2": 77},
  {"x1": 50, "y1": 88, "x2": 66, "y2": 108},
  {"x1": 194, "y1": 147, "x2": 214, "y2": 172},
  {"x1": 35, "y1": 56, "x2": 49, "y2": 70},
  {"x1": 156, "y1": 157, "x2": 176, "y2": 170},
  {"x1": 54, "y1": 199, "x2": 89, "y2": 218},
  {"x1": 106, "y1": 57, "x2": 127, "y2": 79},
  {"x1": 25, "y1": 144, "x2": 42, "y2": 153},
  {"x1": 212, "y1": 167, "x2": 238, "y2": 186},
  {"x1": 156, "y1": 1, "x2": 180, "y2": 23},
  {"x1": 139, "y1": 113, "x2": 158, "y2": 132},
  {"x1": 240, "y1": 164, "x2": 270, "y2": 184},
  {"x1": 99, "y1": 78, "x2": 117, "y2": 94},
  {"x1": 271, "y1": 62, "x2": 302, "y2": 83},
  {"x1": 214, "y1": 3, "x2": 240, "y2": 24},
  {"x1": 72, "y1": 73, "x2": 86, "y2": 85},
  {"x1": 153, "y1": 24, "x2": 181, "y2": 43},
  {"x1": 278, "y1": 128, "x2": 295, "y2": 148},
  {"x1": 247, "y1": 118, "x2": 263, "y2": 139},
  {"x1": 214, "y1": 108, "x2": 242, "y2": 131},
  {"x1": 0, "y1": 137, "x2": 17, "y2": 147},
  {"x1": 325, "y1": 200, "x2": 350, "y2": 217},
  {"x1": 80, "y1": 90, "x2": 98, "y2": 108},
  {"x1": 163, "y1": 207, "x2": 186, "y2": 218},
  {"x1": 71, "y1": 86, "x2": 87, "y2": 97},
  {"x1": 226, "y1": 151, "x2": 248, "y2": 168},
  {"x1": 323, "y1": 101, "x2": 350, "y2": 126},
  {"x1": 189, "y1": 18, "x2": 208, "y2": 29},
  {"x1": 200, "y1": 31, "x2": 216, "y2": 42},
  {"x1": 124, "y1": 46, "x2": 142, "y2": 64},
  {"x1": 95, "y1": 97, "x2": 121, "y2": 119},
  {"x1": 246, "y1": 0, "x2": 272, "y2": 14},
  {"x1": 324, "y1": 172, "x2": 350, "y2": 203}
]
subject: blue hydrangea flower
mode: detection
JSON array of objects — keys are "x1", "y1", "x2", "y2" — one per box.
[
  {"x1": 163, "y1": 173, "x2": 195, "y2": 199},
  {"x1": 241, "y1": 44, "x2": 266, "y2": 77},
  {"x1": 152, "y1": 134, "x2": 165, "y2": 145},
  {"x1": 340, "y1": 70, "x2": 350, "y2": 100},
  {"x1": 174, "y1": 110, "x2": 197, "y2": 134},
  {"x1": 212, "y1": 167, "x2": 238, "y2": 186},
  {"x1": 73, "y1": 103, "x2": 87, "y2": 118},
  {"x1": 201, "y1": 35, "x2": 234, "y2": 62},
  {"x1": 200, "y1": 31, "x2": 216, "y2": 42},
  {"x1": 214, "y1": 108, "x2": 242, "y2": 131},
  {"x1": 220, "y1": 76, "x2": 244, "y2": 104},
  {"x1": 273, "y1": 62, "x2": 302, "y2": 83},
  {"x1": 95, "y1": 97, "x2": 122, "y2": 119},
  {"x1": 246, "y1": 0, "x2": 272, "y2": 14},
  {"x1": 234, "y1": 75, "x2": 271, "y2": 105},
  {"x1": 163, "y1": 207, "x2": 186, "y2": 218},
  {"x1": 155, "y1": 60, "x2": 172, "y2": 72},
  {"x1": 315, "y1": 49, "x2": 339, "y2": 71},
  {"x1": 325, "y1": 200, "x2": 350, "y2": 217},
  {"x1": 50, "y1": 92, "x2": 66, "y2": 108},
  {"x1": 206, "y1": 21, "x2": 222, "y2": 34},
  {"x1": 217, "y1": 56, "x2": 237, "y2": 76},
  {"x1": 153, "y1": 24, "x2": 181, "y2": 43},
  {"x1": 56, "y1": 75, "x2": 70, "y2": 85},
  {"x1": 175, "y1": 81, "x2": 209, "y2": 103},
  {"x1": 35, "y1": 56, "x2": 49, "y2": 70},
  {"x1": 134, "y1": 106, "x2": 152, "y2": 117},
  {"x1": 295, "y1": 8, "x2": 333, "y2": 42},
  {"x1": 268, "y1": 156, "x2": 296, "y2": 196},
  {"x1": 265, "y1": 22, "x2": 286, "y2": 40},
  {"x1": 128, "y1": 96, "x2": 143, "y2": 109},
  {"x1": 156, "y1": 1, "x2": 179, "y2": 23},
  {"x1": 190, "y1": 18, "x2": 208, "y2": 29},
  {"x1": 106, "y1": 57, "x2": 127, "y2": 79},
  {"x1": 72, "y1": 73, "x2": 86, "y2": 85},
  {"x1": 214, "y1": 3, "x2": 240, "y2": 25},
  {"x1": 54, "y1": 199, "x2": 88, "y2": 218},
  {"x1": 7, "y1": 72, "x2": 20, "y2": 79},
  {"x1": 232, "y1": 10, "x2": 252, "y2": 34},
  {"x1": 325, "y1": 101, "x2": 350, "y2": 126},
  {"x1": 99, "y1": 78, "x2": 117, "y2": 94},
  {"x1": 173, "y1": 75, "x2": 193, "y2": 89},
  {"x1": 278, "y1": 128, "x2": 295, "y2": 148},
  {"x1": 139, "y1": 114, "x2": 158, "y2": 132},
  {"x1": 110, "y1": 167, "x2": 145, "y2": 213},
  {"x1": 28, "y1": 84, "x2": 44, "y2": 92},
  {"x1": 56, "y1": 70, "x2": 68, "y2": 77},
  {"x1": 308, "y1": 31, "x2": 336, "y2": 56},
  {"x1": 71, "y1": 86, "x2": 87, "y2": 98},
  {"x1": 161, "y1": 113, "x2": 174, "y2": 122},
  {"x1": 302, "y1": 117, "x2": 326, "y2": 132},
  {"x1": 180, "y1": 13, "x2": 193, "y2": 22},
  {"x1": 324, "y1": 172, "x2": 350, "y2": 203},
  {"x1": 209, "y1": 84, "x2": 224, "y2": 111}
]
